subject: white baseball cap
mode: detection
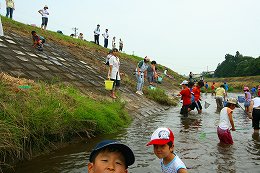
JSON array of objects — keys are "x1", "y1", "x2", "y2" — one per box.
[
  {"x1": 180, "y1": 80, "x2": 188, "y2": 85},
  {"x1": 146, "y1": 127, "x2": 174, "y2": 146}
]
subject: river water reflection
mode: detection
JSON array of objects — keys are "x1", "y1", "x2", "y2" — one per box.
[{"x1": 14, "y1": 93, "x2": 260, "y2": 173}]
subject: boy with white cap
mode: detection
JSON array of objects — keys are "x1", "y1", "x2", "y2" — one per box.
[
  {"x1": 147, "y1": 127, "x2": 187, "y2": 173},
  {"x1": 177, "y1": 80, "x2": 192, "y2": 117}
]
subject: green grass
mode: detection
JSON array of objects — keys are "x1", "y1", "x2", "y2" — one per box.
[
  {"x1": 0, "y1": 78, "x2": 130, "y2": 168},
  {"x1": 145, "y1": 87, "x2": 177, "y2": 106}
]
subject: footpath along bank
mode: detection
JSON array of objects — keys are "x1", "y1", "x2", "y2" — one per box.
[{"x1": 0, "y1": 17, "x2": 183, "y2": 170}]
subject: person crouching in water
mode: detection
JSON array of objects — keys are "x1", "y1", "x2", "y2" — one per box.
[
  {"x1": 31, "y1": 31, "x2": 45, "y2": 51},
  {"x1": 190, "y1": 81, "x2": 204, "y2": 114},
  {"x1": 177, "y1": 80, "x2": 191, "y2": 117},
  {"x1": 217, "y1": 98, "x2": 238, "y2": 145}
]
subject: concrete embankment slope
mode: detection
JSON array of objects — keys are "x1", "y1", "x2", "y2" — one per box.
[{"x1": 0, "y1": 30, "x2": 178, "y2": 118}]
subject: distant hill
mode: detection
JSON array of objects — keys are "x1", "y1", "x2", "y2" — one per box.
[{"x1": 215, "y1": 51, "x2": 260, "y2": 77}]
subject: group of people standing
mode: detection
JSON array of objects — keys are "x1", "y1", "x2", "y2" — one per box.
[
  {"x1": 94, "y1": 24, "x2": 124, "y2": 51},
  {"x1": 106, "y1": 54, "x2": 162, "y2": 98}
]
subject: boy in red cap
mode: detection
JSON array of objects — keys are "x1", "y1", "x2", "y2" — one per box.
[{"x1": 147, "y1": 127, "x2": 187, "y2": 173}]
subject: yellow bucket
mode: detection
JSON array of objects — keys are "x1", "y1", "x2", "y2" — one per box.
[{"x1": 104, "y1": 80, "x2": 114, "y2": 90}]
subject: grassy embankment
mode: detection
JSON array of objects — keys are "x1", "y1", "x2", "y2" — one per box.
[
  {"x1": 0, "y1": 73, "x2": 130, "y2": 169},
  {"x1": 202, "y1": 75, "x2": 260, "y2": 93},
  {"x1": 2, "y1": 16, "x2": 179, "y2": 106},
  {"x1": 0, "y1": 17, "x2": 180, "y2": 169}
]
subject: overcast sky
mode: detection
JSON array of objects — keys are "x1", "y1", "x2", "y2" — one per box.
[{"x1": 1, "y1": 0, "x2": 259, "y2": 75}]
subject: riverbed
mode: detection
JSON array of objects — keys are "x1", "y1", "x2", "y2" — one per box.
[{"x1": 13, "y1": 93, "x2": 260, "y2": 173}]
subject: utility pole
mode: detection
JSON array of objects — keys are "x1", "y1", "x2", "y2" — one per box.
[{"x1": 72, "y1": 27, "x2": 78, "y2": 37}]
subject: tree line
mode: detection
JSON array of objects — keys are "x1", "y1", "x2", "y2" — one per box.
[{"x1": 214, "y1": 51, "x2": 260, "y2": 77}]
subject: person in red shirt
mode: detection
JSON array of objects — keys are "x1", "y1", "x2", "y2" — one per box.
[
  {"x1": 211, "y1": 82, "x2": 215, "y2": 96},
  {"x1": 190, "y1": 81, "x2": 204, "y2": 114},
  {"x1": 178, "y1": 80, "x2": 191, "y2": 117}
]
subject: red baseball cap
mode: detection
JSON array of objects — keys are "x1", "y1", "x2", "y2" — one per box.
[{"x1": 146, "y1": 127, "x2": 174, "y2": 146}]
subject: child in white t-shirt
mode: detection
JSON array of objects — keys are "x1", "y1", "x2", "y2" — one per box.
[
  {"x1": 217, "y1": 98, "x2": 237, "y2": 145},
  {"x1": 147, "y1": 127, "x2": 187, "y2": 173}
]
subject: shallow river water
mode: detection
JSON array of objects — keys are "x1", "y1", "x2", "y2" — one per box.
[{"x1": 14, "y1": 93, "x2": 260, "y2": 173}]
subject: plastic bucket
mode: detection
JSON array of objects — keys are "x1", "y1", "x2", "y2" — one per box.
[
  {"x1": 238, "y1": 96, "x2": 245, "y2": 103},
  {"x1": 105, "y1": 80, "x2": 114, "y2": 90},
  {"x1": 104, "y1": 80, "x2": 114, "y2": 90},
  {"x1": 158, "y1": 77, "x2": 163, "y2": 83}
]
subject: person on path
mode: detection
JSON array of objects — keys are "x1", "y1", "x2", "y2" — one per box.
[
  {"x1": 38, "y1": 5, "x2": 49, "y2": 30},
  {"x1": 215, "y1": 85, "x2": 226, "y2": 112},
  {"x1": 147, "y1": 60, "x2": 157, "y2": 86},
  {"x1": 78, "y1": 33, "x2": 84, "y2": 40},
  {"x1": 107, "y1": 48, "x2": 121, "y2": 99},
  {"x1": 5, "y1": 0, "x2": 15, "y2": 19},
  {"x1": 177, "y1": 80, "x2": 192, "y2": 117},
  {"x1": 190, "y1": 81, "x2": 204, "y2": 114},
  {"x1": 249, "y1": 87, "x2": 260, "y2": 135},
  {"x1": 119, "y1": 38, "x2": 123, "y2": 51},
  {"x1": 135, "y1": 56, "x2": 150, "y2": 95},
  {"x1": 112, "y1": 36, "x2": 116, "y2": 49},
  {"x1": 147, "y1": 127, "x2": 187, "y2": 173},
  {"x1": 211, "y1": 82, "x2": 215, "y2": 96},
  {"x1": 94, "y1": 24, "x2": 100, "y2": 45},
  {"x1": 102, "y1": 29, "x2": 109, "y2": 48},
  {"x1": 189, "y1": 72, "x2": 193, "y2": 82},
  {"x1": 88, "y1": 140, "x2": 135, "y2": 173},
  {"x1": 217, "y1": 98, "x2": 238, "y2": 145},
  {"x1": 244, "y1": 86, "x2": 252, "y2": 113}
]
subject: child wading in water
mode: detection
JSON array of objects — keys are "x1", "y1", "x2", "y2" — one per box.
[
  {"x1": 177, "y1": 80, "x2": 191, "y2": 117},
  {"x1": 243, "y1": 86, "x2": 252, "y2": 113},
  {"x1": 217, "y1": 98, "x2": 238, "y2": 145},
  {"x1": 31, "y1": 31, "x2": 45, "y2": 51},
  {"x1": 147, "y1": 127, "x2": 187, "y2": 173}
]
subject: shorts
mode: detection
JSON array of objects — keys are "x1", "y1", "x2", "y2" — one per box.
[
  {"x1": 244, "y1": 101, "x2": 250, "y2": 107},
  {"x1": 42, "y1": 17, "x2": 48, "y2": 26},
  {"x1": 190, "y1": 101, "x2": 202, "y2": 111},
  {"x1": 180, "y1": 104, "x2": 191, "y2": 116},
  {"x1": 217, "y1": 126, "x2": 233, "y2": 144},
  {"x1": 252, "y1": 108, "x2": 260, "y2": 130},
  {"x1": 147, "y1": 74, "x2": 154, "y2": 83},
  {"x1": 111, "y1": 79, "x2": 120, "y2": 88}
]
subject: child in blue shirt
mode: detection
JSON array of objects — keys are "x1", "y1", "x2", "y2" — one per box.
[{"x1": 147, "y1": 127, "x2": 187, "y2": 173}]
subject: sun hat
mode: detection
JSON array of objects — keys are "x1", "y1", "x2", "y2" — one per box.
[
  {"x1": 146, "y1": 127, "x2": 174, "y2": 146},
  {"x1": 243, "y1": 86, "x2": 249, "y2": 91},
  {"x1": 180, "y1": 80, "x2": 189, "y2": 85},
  {"x1": 44, "y1": 5, "x2": 48, "y2": 9},
  {"x1": 89, "y1": 140, "x2": 135, "y2": 167},
  {"x1": 227, "y1": 98, "x2": 238, "y2": 106},
  {"x1": 144, "y1": 56, "x2": 150, "y2": 62}
]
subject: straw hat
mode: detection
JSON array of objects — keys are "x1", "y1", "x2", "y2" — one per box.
[{"x1": 227, "y1": 98, "x2": 238, "y2": 105}]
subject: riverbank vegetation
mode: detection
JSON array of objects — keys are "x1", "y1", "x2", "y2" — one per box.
[
  {"x1": 204, "y1": 75, "x2": 260, "y2": 92},
  {"x1": 2, "y1": 17, "x2": 181, "y2": 106},
  {"x1": 0, "y1": 73, "x2": 130, "y2": 169},
  {"x1": 215, "y1": 51, "x2": 260, "y2": 77}
]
